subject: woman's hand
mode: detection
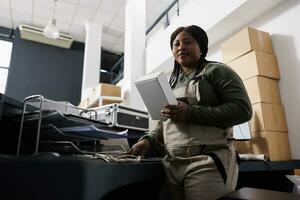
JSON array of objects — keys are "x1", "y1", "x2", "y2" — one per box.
[
  {"x1": 127, "y1": 139, "x2": 150, "y2": 157},
  {"x1": 161, "y1": 101, "x2": 189, "y2": 122}
]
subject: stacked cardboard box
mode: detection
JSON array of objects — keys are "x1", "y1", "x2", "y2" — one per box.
[
  {"x1": 78, "y1": 83, "x2": 123, "y2": 109},
  {"x1": 221, "y1": 27, "x2": 291, "y2": 161},
  {"x1": 78, "y1": 97, "x2": 89, "y2": 109}
]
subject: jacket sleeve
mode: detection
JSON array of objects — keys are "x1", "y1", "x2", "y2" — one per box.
[
  {"x1": 139, "y1": 120, "x2": 165, "y2": 156},
  {"x1": 186, "y1": 64, "x2": 252, "y2": 129}
]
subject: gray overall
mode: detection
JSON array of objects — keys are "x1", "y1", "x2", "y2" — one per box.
[{"x1": 162, "y1": 67, "x2": 238, "y2": 200}]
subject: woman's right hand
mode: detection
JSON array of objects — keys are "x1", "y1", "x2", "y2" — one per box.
[{"x1": 127, "y1": 139, "x2": 150, "y2": 157}]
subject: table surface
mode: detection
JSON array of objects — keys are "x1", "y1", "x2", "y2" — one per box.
[
  {"x1": 222, "y1": 187, "x2": 300, "y2": 200},
  {"x1": 0, "y1": 156, "x2": 165, "y2": 200},
  {"x1": 239, "y1": 160, "x2": 300, "y2": 172}
]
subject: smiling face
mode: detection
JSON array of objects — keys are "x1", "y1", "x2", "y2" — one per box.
[{"x1": 172, "y1": 31, "x2": 201, "y2": 72}]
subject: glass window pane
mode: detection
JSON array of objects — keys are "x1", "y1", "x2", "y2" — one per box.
[
  {"x1": 0, "y1": 40, "x2": 13, "y2": 68},
  {"x1": 0, "y1": 68, "x2": 8, "y2": 94}
]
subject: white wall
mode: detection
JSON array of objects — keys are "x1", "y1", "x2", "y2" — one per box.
[
  {"x1": 118, "y1": 0, "x2": 146, "y2": 110},
  {"x1": 146, "y1": 0, "x2": 247, "y2": 74},
  {"x1": 81, "y1": 22, "x2": 102, "y2": 100},
  {"x1": 144, "y1": 0, "x2": 300, "y2": 158}
]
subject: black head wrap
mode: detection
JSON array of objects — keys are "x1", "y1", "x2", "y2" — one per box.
[{"x1": 169, "y1": 25, "x2": 209, "y2": 88}]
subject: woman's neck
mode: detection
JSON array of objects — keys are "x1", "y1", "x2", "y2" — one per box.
[{"x1": 181, "y1": 65, "x2": 196, "y2": 74}]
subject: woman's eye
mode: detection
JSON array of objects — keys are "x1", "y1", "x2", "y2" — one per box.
[
  {"x1": 173, "y1": 39, "x2": 194, "y2": 48},
  {"x1": 173, "y1": 43, "x2": 180, "y2": 47}
]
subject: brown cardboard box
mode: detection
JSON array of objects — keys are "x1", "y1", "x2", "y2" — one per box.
[
  {"x1": 251, "y1": 103, "x2": 288, "y2": 132},
  {"x1": 221, "y1": 27, "x2": 273, "y2": 63},
  {"x1": 243, "y1": 76, "x2": 281, "y2": 104},
  {"x1": 88, "y1": 96, "x2": 123, "y2": 108},
  {"x1": 264, "y1": 131, "x2": 291, "y2": 161},
  {"x1": 294, "y1": 169, "x2": 300, "y2": 176},
  {"x1": 102, "y1": 98, "x2": 123, "y2": 106},
  {"x1": 235, "y1": 131, "x2": 291, "y2": 161},
  {"x1": 228, "y1": 50, "x2": 280, "y2": 81},
  {"x1": 89, "y1": 83, "x2": 121, "y2": 105},
  {"x1": 78, "y1": 97, "x2": 89, "y2": 109},
  {"x1": 234, "y1": 140, "x2": 252, "y2": 154}
]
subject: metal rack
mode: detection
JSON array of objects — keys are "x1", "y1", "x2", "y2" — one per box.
[{"x1": 15, "y1": 95, "x2": 126, "y2": 157}]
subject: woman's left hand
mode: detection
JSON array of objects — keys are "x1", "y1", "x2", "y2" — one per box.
[{"x1": 161, "y1": 101, "x2": 189, "y2": 122}]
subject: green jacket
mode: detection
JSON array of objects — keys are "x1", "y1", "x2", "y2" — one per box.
[{"x1": 144, "y1": 62, "x2": 252, "y2": 156}]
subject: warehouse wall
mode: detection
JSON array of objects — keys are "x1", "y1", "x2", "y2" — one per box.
[
  {"x1": 6, "y1": 29, "x2": 84, "y2": 105},
  {"x1": 4, "y1": 28, "x2": 121, "y2": 105}
]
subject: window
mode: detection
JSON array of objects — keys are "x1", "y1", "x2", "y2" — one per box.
[{"x1": 0, "y1": 40, "x2": 13, "y2": 94}]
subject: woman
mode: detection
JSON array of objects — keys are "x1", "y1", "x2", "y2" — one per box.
[{"x1": 129, "y1": 25, "x2": 252, "y2": 200}]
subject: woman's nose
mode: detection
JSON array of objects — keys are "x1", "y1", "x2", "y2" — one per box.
[{"x1": 178, "y1": 42, "x2": 186, "y2": 50}]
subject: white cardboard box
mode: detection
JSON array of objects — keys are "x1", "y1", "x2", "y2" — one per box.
[{"x1": 135, "y1": 71, "x2": 177, "y2": 120}]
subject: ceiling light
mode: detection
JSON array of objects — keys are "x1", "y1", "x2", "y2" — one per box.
[
  {"x1": 43, "y1": 0, "x2": 60, "y2": 39},
  {"x1": 43, "y1": 18, "x2": 59, "y2": 39}
]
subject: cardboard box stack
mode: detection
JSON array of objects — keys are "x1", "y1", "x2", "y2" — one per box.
[
  {"x1": 221, "y1": 27, "x2": 291, "y2": 161},
  {"x1": 78, "y1": 83, "x2": 123, "y2": 109},
  {"x1": 78, "y1": 97, "x2": 89, "y2": 109}
]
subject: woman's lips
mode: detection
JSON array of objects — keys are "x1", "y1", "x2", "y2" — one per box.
[
  {"x1": 178, "y1": 54, "x2": 189, "y2": 59},
  {"x1": 178, "y1": 52, "x2": 189, "y2": 57}
]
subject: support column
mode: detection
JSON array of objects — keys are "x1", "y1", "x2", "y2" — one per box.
[
  {"x1": 81, "y1": 21, "x2": 102, "y2": 100},
  {"x1": 120, "y1": 0, "x2": 146, "y2": 110}
]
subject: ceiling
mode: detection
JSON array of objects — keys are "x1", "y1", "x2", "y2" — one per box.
[{"x1": 0, "y1": 0, "x2": 187, "y2": 54}]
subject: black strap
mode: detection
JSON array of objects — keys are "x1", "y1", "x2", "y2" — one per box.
[{"x1": 204, "y1": 152, "x2": 227, "y2": 184}]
